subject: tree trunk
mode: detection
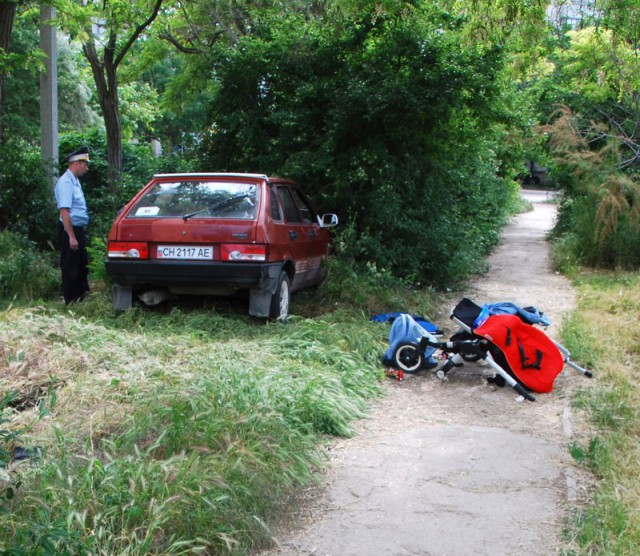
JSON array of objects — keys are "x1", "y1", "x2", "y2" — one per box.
[
  {"x1": 84, "y1": 35, "x2": 122, "y2": 192},
  {"x1": 79, "y1": 0, "x2": 164, "y2": 193},
  {"x1": 0, "y1": 1, "x2": 17, "y2": 145}
]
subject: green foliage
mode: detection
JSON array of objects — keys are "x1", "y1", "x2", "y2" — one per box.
[
  {"x1": 305, "y1": 226, "x2": 439, "y2": 318},
  {"x1": 0, "y1": 230, "x2": 59, "y2": 303},
  {"x1": 199, "y1": 4, "x2": 519, "y2": 286},
  {"x1": 0, "y1": 301, "x2": 384, "y2": 554},
  {"x1": 2, "y1": 9, "x2": 99, "y2": 141},
  {"x1": 1, "y1": 19, "x2": 46, "y2": 142},
  {"x1": 531, "y1": 11, "x2": 640, "y2": 271},
  {"x1": 542, "y1": 107, "x2": 640, "y2": 269},
  {"x1": 57, "y1": 36, "x2": 102, "y2": 133},
  {"x1": 87, "y1": 236, "x2": 110, "y2": 285},
  {"x1": 125, "y1": 40, "x2": 218, "y2": 155},
  {"x1": 118, "y1": 81, "x2": 162, "y2": 143},
  {"x1": 0, "y1": 139, "x2": 57, "y2": 248}
]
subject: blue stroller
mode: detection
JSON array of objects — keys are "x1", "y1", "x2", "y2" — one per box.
[
  {"x1": 380, "y1": 313, "x2": 441, "y2": 372},
  {"x1": 381, "y1": 299, "x2": 593, "y2": 402}
]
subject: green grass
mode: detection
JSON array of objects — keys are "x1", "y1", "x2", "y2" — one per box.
[
  {"x1": 561, "y1": 271, "x2": 640, "y2": 555},
  {"x1": 5, "y1": 254, "x2": 639, "y2": 554},
  {"x1": 0, "y1": 271, "x2": 438, "y2": 554}
]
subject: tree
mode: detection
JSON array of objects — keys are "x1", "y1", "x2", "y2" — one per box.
[
  {"x1": 57, "y1": 33, "x2": 101, "y2": 132},
  {"x1": 0, "y1": 0, "x2": 18, "y2": 144},
  {"x1": 529, "y1": 1, "x2": 640, "y2": 269},
  {"x1": 54, "y1": 0, "x2": 166, "y2": 191},
  {"x1": 199, "y1": 2, "x2": 521, "y2": 285}
]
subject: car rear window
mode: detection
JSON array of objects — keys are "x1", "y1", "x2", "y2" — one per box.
[{"x1": 127, "y1": 180, "x2": 260, "y2": 220}]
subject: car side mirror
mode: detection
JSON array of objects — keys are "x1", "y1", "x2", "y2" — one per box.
[{"x1": 318, "y1": 213, "x2": 338, "y2": 227}]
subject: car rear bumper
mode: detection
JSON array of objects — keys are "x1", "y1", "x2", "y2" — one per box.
[{"x1": 105, "y1": 259, "x2": 283, "y2": 291}]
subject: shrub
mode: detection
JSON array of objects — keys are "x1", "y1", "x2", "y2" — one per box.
[
  {"x1": 0, "y1": 140, "x2": 57, "y2": 249},
  {"x1": 198, "y1": 6, "x2": 518, "y2": 287},
  {"x1": 542, "y1": 107, "x2": 640, "y2": 270},
  {"x1": 86, "y1": 236, "x2": 110, "y2": 285},
  {"x1": 0, "y1": 230, "x2": 59, "y2": 302}
]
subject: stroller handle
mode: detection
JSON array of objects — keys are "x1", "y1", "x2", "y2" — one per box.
[
  {"x1": 554, "y1": 341, "x2": 594, "y2": 378},
  {"x1": 566, "y1": 358, "x2": 593, "y2": 378},
  {"x1": 514, "y1": 382, "x2": 536, "y2": 402}
]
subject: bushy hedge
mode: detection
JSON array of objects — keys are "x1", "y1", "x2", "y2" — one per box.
[
  {"x1": 0, "y1": 139, "x2": 57, "y2": 248},
  {"x1": 199, "y1": 5, "x2": 519, "y2": 286}
]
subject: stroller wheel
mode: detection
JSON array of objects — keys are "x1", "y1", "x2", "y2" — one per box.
[
  {"x1": 461, "y1": 353, "x2": 482, "y2": 363},
  {"x1": 393, "y1": 342, "x2": 424, "y2": 372},
  {"x1": 436, "y1": 369, "x2": 446, "y2": 380}
]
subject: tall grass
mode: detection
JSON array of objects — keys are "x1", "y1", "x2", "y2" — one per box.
[
  {"x1": 561, "y1": 271, "x2": 640, "y2": 554},
  {"x1": 1, "y1": 391, "x2": 24, "y2": 504},
  {"x1": 0, "y1": 287, "x2": 401, "y2": 554}
]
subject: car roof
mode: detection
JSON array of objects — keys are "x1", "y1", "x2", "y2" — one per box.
[{"x1": 152, "y1": 172, "x2": 270, "y2": 180}]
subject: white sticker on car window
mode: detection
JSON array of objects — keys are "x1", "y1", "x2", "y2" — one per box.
[{"x1": 135, "y1": 206, "x2": 160, "y2": 216}]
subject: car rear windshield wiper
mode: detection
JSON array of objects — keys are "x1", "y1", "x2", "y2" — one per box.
[
  {"x1": 182, "y1": 194, "x2": 254, "y2": 221},
  {"x1": 182, "y1": 206, "x2": 210, "y2": 221}
]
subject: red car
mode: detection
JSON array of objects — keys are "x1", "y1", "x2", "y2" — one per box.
[{"x1": 105, "y1": 173, "x2": 338, "y2": 319}]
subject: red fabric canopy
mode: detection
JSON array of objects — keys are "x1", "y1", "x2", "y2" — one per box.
[{"x1": 474, "y1": 314, "x2": 564, "y2": 393}]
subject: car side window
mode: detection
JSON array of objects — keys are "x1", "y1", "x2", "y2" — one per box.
[
  {"x1": 278, "y1": 186, "x2": 302, "y2": 223},
  {"x1": 270, "y1": 187, "x2": 283, "y2": 221},
  {"x1": 291, "y1": 188, "x2": 315, "y2": 224}
]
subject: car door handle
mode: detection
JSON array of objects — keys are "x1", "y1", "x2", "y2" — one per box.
[
  {"x1": 289, "y1": 230, "x2": 298, "y2": 240},
  {"x1": 308, "y1": 230, "x2": 316, "y2": 239}
]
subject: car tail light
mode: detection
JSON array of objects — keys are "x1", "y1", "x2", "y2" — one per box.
[
  {"x1": 221, "y1": 243, "x2": 267, "y2": 262},
  {"x1": 108, "y1": 241, "x2": 149, "y2": 259}
]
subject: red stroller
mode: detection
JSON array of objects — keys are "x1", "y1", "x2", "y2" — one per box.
[{"x1": 391, "y1": 298, "x2": 592, "y2": 402}]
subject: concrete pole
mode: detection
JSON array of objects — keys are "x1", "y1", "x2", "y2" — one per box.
[{"x1": 39, "y1": 4, "x2": 58, "y2": 185}]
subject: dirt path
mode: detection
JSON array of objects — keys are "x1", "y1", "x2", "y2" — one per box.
[{"x1": 259, "y1": 190, "x2": 589, "y2": 556}]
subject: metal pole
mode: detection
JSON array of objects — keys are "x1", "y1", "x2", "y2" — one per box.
[{"x1": 40, "y1": 4, "x2": 58, "y2": 185}]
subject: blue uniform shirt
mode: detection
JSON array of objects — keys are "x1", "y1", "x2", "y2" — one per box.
[{"x1": 55, "y1": 168, "x2": 89, "y2": 226}]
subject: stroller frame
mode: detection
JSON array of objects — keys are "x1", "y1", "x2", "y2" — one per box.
[{"x1": 391, "y1": 298, "x2": 592, "y2": 402}]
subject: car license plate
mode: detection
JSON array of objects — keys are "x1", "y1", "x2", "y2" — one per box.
[{"x1": 157, "y1": 245, "x2": 214, "y2": 260}]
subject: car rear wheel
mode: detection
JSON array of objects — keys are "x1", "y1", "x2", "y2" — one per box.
[{"x1": 269, "y1": 272, "x2": 291, "y2": 320}]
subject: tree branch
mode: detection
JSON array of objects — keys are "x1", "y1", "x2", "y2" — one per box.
[
  {"x1": 158, "y1": 31, "x2": 203, "y2": 54},
  {"x1": 114, "y1": 0, "x2": 164, "y2": 68}
]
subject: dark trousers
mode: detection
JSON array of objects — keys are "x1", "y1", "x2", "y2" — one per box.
[{"x1": 58, "y1": 221, "x2": 90, "y2": 304}]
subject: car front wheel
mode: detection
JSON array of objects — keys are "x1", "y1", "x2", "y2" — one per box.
[{"x1": 269, "y1": 272, "x2": 291, "y2": 320}]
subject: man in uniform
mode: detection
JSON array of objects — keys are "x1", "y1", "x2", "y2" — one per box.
[{"x1": 54, "y1": 146, "x2": 91, "y2": 304}]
